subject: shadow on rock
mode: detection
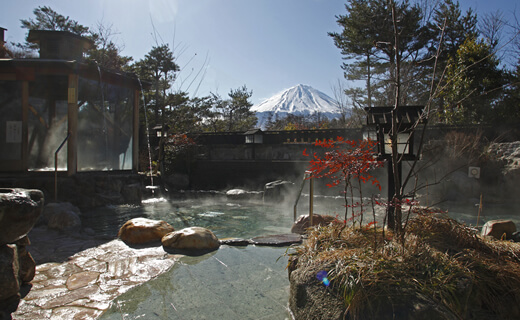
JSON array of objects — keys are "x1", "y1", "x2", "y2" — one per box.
[{"x1": 162, "y1": 246, "x2": 219, "y2": 257}]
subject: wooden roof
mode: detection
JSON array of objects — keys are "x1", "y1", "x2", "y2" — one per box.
[
  {"x1": 244, "y1": 128, "x2": 263, "y2": 135},
  {"x1": 365, "y1": 106, "x2": 426, "y2": 128}
]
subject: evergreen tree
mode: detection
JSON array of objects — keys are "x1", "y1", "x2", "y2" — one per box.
[
  {"x1": 330, "y1": 0, "x2": 429, "y2": 108},
  {"x1": 426, "y1": 0, "x2": 478, "y2": 63},
  {"x1": 424, "y1": 0, "x2": 478, "y2": 114},
  {"x1": 18, "y1": 6, "x2": 90, "y2": 54},
  {"x1": 20, "y1": 6, "x2": 90, "y2": 36},
  {"x1": 225, "y1": 85, "x2": 257, "y2": 131},
  {"x1": 329, "y1": 0, "x2": 384, "y2": 108},
  {"x1": 495, "y1": 62, "x2": 520, "y2": 125},
  {"x1": 134, "y1": 45, "x2": 179, "y2": 127},
  {"x1": 18, "y1": 6, "x2": 132, "y2": 71},
  {"x1": 206, "y1": 86, "x2": 256, "y2": 132},
  {"x1": 441, "y1": 38, "x2": 505, "y2": 124},
  {"x1": 88, "y1": 22, "x2": 133, "y2": 71}
]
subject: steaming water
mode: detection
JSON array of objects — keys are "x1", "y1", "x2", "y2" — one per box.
[
  {"x1": 82, "y1": 196, "x2": 297, "y2": 239},
  {"x1": 84, "y1": 195, "x2": 301, "y2": 319},
  {"x1": 93, "y1": 61, "x2": 110, "y2": 166},
  {"x1": 83, "y1": 194, "x2": 518, "y2": 319},
  {"x1": 436, "y1": 201, "x2": 520, "y2": 227},
  {"x1": 137, "y1": 78, "x2": 155, "y2": 191}
]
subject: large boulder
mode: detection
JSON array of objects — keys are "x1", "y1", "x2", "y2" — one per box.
[
  {"x1": 118, "y1": 218, "x2": 175, "y2": 245},
  {"x1": 481, "y1": 220, "x2": 517, "y2": 240},
  {"x1": 42, "y1": 202, "x2": 80, "y2": 222},
  {"x1": 42, "y1": 202, "x2": 82, "y2": 231},
  {"x1": 291, "y1": 214, "x2": 337, "y2": 235},
  {"x1": 47, "y1": 210, "x2": 82, "y2": 232},
  {"x1": 162, "y1": 227, "x2": 220, "y2": 251},
  {"x1": 0, "y1": 188, "x2": 44, "y2": 246}
]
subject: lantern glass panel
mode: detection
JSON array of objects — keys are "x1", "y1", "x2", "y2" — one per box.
[
  {"x1": 363, "y1": 127, "x2": 378, "y2": 141},
  {"x1": 383, "y1": 132, "x2": 410, "y2": 154}
]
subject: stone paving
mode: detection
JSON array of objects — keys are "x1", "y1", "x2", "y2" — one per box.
[
  {"x1": 11, "y1": 227, "x2": 299, "y2": 319},
  {"x1": 12, "y1": 227, "x2": 180, "y2": 319}
]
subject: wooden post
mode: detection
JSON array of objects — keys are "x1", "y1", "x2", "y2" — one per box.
[
  {"x1": 309, "y1": 175, "x2": 314, "y2": 227},
  {"x1": 21, "y1": 81, "x2": 29, "y2": 171},
  {"x1": 67, "y1": 73, "x2": 78, "y2": 176},
  {"x1": 387, "y1": 159, "x2": 402, "y2": 230},
  {"x1": 133, "y1": 89, "x2": 139, "y2": 172}
]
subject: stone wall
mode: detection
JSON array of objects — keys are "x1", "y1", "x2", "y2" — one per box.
[
  {"x1": 0, "y1": 188, "x2": 44, "y2": 319},
  {"x1": 0, "y1": 173, "x2": 143, "y2": 211}
]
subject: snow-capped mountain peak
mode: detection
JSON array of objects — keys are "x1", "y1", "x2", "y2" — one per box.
[{"x1": 252, "y1": 84, "x2": 343, "y2": 128}]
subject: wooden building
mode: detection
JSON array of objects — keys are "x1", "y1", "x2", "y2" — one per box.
[{"x1": 0, "y1": 30, "x2": 147, "y2": 175}]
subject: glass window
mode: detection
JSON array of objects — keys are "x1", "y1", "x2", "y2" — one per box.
[
  {"x1": 77, "y1": 77, "x2": 134, "y2": 171},
  {"x1": 28, "y1": 75, "x2": 69, "y2": 170},
  {"x1": 0, "y1": 80, "x2": 22, "y2": 161}
]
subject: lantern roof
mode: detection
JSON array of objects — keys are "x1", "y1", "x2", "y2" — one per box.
[{"x1": 365, "y1": 106, "x2": 426, "y2": 129}]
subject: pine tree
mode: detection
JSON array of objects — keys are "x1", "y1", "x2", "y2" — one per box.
[{"x1": 330, "y1": 0, "x2": 429, "y2": 108}]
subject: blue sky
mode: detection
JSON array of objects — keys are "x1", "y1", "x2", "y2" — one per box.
[{"x1": 1, "y1": 0, "x2": 518, "y2": 104}]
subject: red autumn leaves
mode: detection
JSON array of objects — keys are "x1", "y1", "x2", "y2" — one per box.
[{"x1": 303, "y1": 137, "x2": 383, "y2": 190}]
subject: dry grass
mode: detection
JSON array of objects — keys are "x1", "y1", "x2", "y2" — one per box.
[{"x1": 290, "y1": 211, "x2": 520, "y2": 319}]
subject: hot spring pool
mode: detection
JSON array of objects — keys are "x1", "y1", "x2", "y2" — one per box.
[
  {"x1": 81, "y1": 195, "x2": 307, "y2": 320},
  {"x1": 81, "y1": 196, "x2": 299, "y2": 240},
  {"x1": 79, "y1": 194, "x2": 518, "y2": 319}
]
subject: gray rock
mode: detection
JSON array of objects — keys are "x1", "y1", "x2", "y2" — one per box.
[
  {"x1": 13, "y1": 236, "x2": 35, "y2": 283},
  {"x1": 481, "y1": 220, "x2": 517, "y2": 240},
  {"x1": 219, "y1": 238, "x2": 250, "y2": 246},
  {"x1": 42, "y1": 202, "x2": 81, "y2": 225},
  {"x1": 291, "y1": 214, "x2": 337, "y2": 235},
  {"x1": 225, "y1": 189, "x2": 263, "y2": 201},
  {"x1": 162, "y1": 227, "x2": 220, "y2": 251},
  {"x1": 17, "y1": 245, "x2": 35, "y2": 284},
  {"x1": 0, "y1": 244, "x2": 19, "y2": 301},
  {"x1": 250, "y1": 233, "x2": 302, "y2": 246},
  {"x1": 0, "y1": 188, "x2": 44, "y2": 246},
  {"x1": 47, "y1": 210, "x2": 82, "y2": 232},
  {"x1": 226, "y1": 189, "x2": 248, "y2": 200}
]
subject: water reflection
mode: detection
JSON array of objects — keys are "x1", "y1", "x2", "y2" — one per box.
[{"x1": 99, "y1": 246, "x2": 291, "y2": 320}]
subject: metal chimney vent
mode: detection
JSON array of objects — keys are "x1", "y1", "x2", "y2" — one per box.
[
  {"x1": 0, "y1": 27, "x2": 6, "y2": 44},
  {"x1": 27, "y1": 30, "x2": 93, "y2": 60}
]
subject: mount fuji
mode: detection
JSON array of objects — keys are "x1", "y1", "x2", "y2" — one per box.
[{"x1": 251, "y1": 84, "x2": 343, "y2": 129}]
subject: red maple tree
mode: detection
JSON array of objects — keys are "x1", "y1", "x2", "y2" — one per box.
[{"x1": 303, "y1": 137, "x2": 384, "y2": 227}]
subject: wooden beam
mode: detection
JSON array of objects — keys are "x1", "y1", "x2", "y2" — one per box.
[
  {"x1": 133, "y1": 89, "x2": 139, "y2": 173},
  {"x1": 21, "y1": 81, "x2": 29, "y2": 171},
  {"x1": 67, "y1": 73, "x2": 78, "y2": 176}
]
